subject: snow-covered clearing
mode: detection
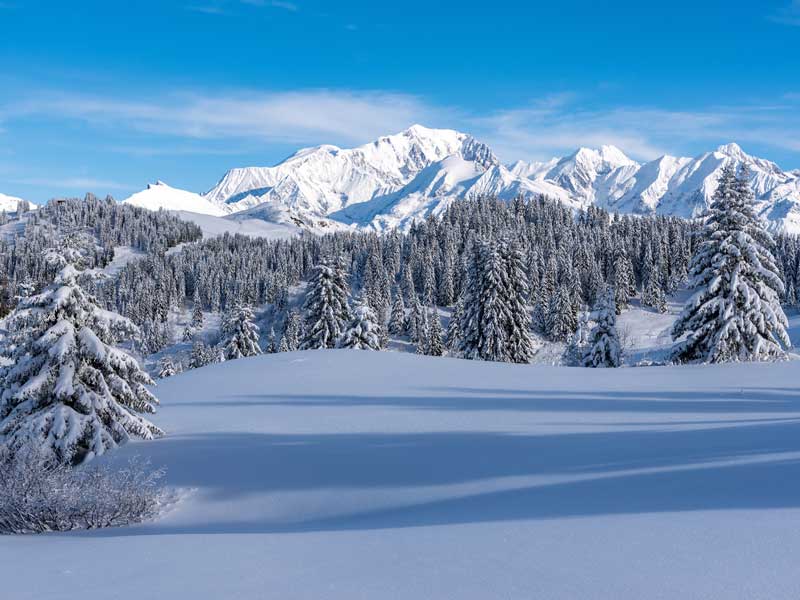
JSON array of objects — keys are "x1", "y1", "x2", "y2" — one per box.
[
  {"x1": 174, "y1": 210, "x2": 300, "y2": 240},
  {"x1": 3, "y1": 351, "x2": 800, "y2": 599}
]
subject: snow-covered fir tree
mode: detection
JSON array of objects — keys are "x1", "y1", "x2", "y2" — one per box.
[
  {"x1": 641, "y1": 272, "x2": 667, "y2": 313},
  {"x1": 419, "y1": 308, "x2": 445, "y2": 357},
  {"x1": 582, "y1": 287, "x2": 621, "y2": 368},
  {"x1": 301, "y1": 258, "x2": 352, "y2": 350},
  {"x1": 281, "y1": 309, "x2": 302, "y2": 352},
  {"x1": 191, "y1": 288, "x2": 204, "y2": 330},
  {"x1": 563, "y1": 311, "x2": 591, "y2": 366},
  {"x1": 457, "y1": 239, "x2": 535, "y2": 363},
  {"x1": 672, "y1": 165, "x2": 790, "y2": 363},
  {"x1": 0, "y1": 258, "x2": 162, "y2": 464},
  {"x1": 388, "y1": 291, "x2": 406, "y2": 335},
  {"x1": 221, "y1": 304, "x2": 262, "y2": 360},
  {"x1": 500, "y1": 240, "x2": 535, "y2": 363},
  {"x1": 337, "y1": 300, "x2": 382, "y2": 350},
  {"x1": 158, "y1": 356, "x2": 177, "y2": 379}
]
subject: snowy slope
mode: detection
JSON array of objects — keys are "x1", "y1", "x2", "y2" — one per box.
[
  {"x1": 5, "y1": 351, "x2": 800, "y2": 599},
  {"x1": 172, "y1": 210, "x2": 302, "y2": 240},
  {"x1": 122, "y1": 181, "x2": 227, "y2": 216},
  {"x1": 0, "y1": 192, "x2": 32, "y2": 213}
]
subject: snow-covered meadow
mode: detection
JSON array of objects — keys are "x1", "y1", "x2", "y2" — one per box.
[{"x1": 4, "y1": 350, "x2": 800, "y2": 599}]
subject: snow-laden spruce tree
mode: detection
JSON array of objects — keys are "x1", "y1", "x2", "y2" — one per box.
[
  {"x1": 301, "y1": 258, "x2": 352, "y2": 350},
  {"x1": 158, "y1": 356, "x2": 177, "y2": 379},
  {"x1": 388, "y1": 292, "x2": 406, "y2": 335},
  {"x1": 582, "y1": 287, "x2": 621, "y2": 368},
  {"x1": 672, "y1": 165, "x2": 790, "y2": 363},
  {"x1": 457, "y1": 240, "x2": 535, "y2": 363},
  {"x1": 0, "y1": 258, "x2": 162, "y2": 464},
  {"x1": 337, "y1": 300, "x2": 382, "y2": 350},
  {"x1": 500, "y1": 241, "x2": 535, "y2": 363},
  {"x1": 421, "y1": 307, "x2": 445, "y2": 357},
  {"x1": 221, "y1": 304, "x2": 262, "y2": 360}
]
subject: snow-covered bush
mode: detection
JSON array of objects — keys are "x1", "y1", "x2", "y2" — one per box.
[{"x1": 0, "y1": 446, "x2": 166, "y2": 534}]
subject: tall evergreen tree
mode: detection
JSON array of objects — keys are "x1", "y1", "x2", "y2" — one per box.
[
  {"x1": 672, "y1": 165, "x2": 790, "y2": 363},
  {"x1": 300, "y1": 258, "x2": 352, "y2": 350},
  {"x1": 0, "y1": 260, "x2": 162, "y2": 464},
  {"x1": 583, "y1": 287, "x2": 621, "y2": 368},
  {"x1": 337, "y1": 300, "x2": 382, "y2": 350},
  {"x1": 221, "y1": 304, "x2": 262, "y2": 360}
]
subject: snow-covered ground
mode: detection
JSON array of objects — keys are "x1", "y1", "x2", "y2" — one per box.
[
  {"x1": 4, "y1": 350, "x2": 800, "y2": 599},
  {"x1": 174, "y1": 210, "x2": 301, "y2": 240}
]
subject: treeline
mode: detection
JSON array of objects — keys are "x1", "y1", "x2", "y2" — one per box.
[{"x1": 0, "y1": 194, "x2": 202, "y2": 315}]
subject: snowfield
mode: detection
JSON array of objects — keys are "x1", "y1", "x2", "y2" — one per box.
[{"x1": 4, "y1": 350, "x2": 800, "y2": 599}]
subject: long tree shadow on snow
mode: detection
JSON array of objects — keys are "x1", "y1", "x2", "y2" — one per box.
[
  {"x1": 84, "y1": 402, "x2": 800, "y2": 537},
  {"x1": 167, "y1": 386, "x2": 800, "y2": 414}
]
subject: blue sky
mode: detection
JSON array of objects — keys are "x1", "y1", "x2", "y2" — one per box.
[{"x1": 1, "y1": 0, "x2": 799, "y2": 203}]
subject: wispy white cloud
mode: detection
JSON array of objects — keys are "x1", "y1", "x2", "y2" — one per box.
[
  {"x1": 3, "y1": 89, "x2": 450, "y2": 147},
  {"x1": 768, "y1": 0, "x2": 800, "y2": 25},
  {"x1": 3, "y1": 87, "x2": 800, "y2": 165},
  {"x1": 184, "y1": 4, "x2": 231, "y2": 15},
  {"x1": 7, "y1": 176, "x2": 131, "y2": 190},
  {"x1": 241, "y1": 0, "x2": 298, "y2": 11},
  {"x1": 468, "y1": 94, "x2": 800, "y2": 162}
]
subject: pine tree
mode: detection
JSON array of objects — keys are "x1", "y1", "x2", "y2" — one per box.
[
  {"x1": 672, "y1": 165, "x2": 790, "y2": 363},
  {"x1": 563, "y1": 311, "x2": 590, "y2": 366},
  {"x1": 281, "y1": 309, "x2": 302, "y2": 351},
  {"x1": 641, "y1": 272, "x2": 667, "y2": 313},
  {"x1": 388, "y1": 292, "x2": 406, "y2": 335},
  {"x1": 445, "y1": 295, "x2": 464, "y2": 352},
  {"x1": 582, "y1": 287, "x2": 621, "y2": 368},
  {"x1": 423, "y1": 308, "x2": 445, "y2": 356},
  {"x1": 221, "y1": 304, "x2": 262, "y2": 360},
  {"x1": 266, "y1": 327, "x2": 277, "y2": 354},
  {"x1": 189, "y1": 341, "x2": 213, "y2": 369},
  {"x1": 301, "y1": 258, "x2": 352, "y2": 350},
  {"x1": 457, "y1": 240, "x2": 534, "y2": 363},
  {"x1": 158, "y1": 356, "x2": 177, "y2": 379},
  {"x1": 337, "y1": 300, "x2": 382, "y2": 350},
  {"x1": 548, "y1": 285, "x2": 577, "y2": 342},
  {"x1": 0, "y1": 261, "x2": 162, "y2": 464},
  {"x1": 191, "y1": 288, "x2": 204, "y2": 329},
  {"x1": 500, "y1": 240, "x2": 535, "y2": 363}
]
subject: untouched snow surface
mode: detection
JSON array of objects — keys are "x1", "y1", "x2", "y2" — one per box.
[
  {"x1": 4, "y1": 351, "x2": 800, "y2": 599},
  {"x1": 123, "y1": 181, "x2": 227, "y2": 216},
  {"x1": 173, "y1": 210, "x2": 301, "y2": 240}
]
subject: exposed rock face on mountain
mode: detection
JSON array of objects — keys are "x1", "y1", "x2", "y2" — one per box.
[{"x1": 123, "y1": 125, "x2": 800, "y2": 233}]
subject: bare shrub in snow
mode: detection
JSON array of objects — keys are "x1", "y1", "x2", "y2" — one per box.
[{"x1": 0, "y1": 447, "x2": 166, "y2": 534}]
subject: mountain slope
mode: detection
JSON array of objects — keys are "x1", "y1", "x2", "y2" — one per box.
[
  {"x1": 123, "y1": 181, "x2": 227, "y2": 216},
  {"x1": 0, "y1": 192, "x2": 30, "y2": 213}
]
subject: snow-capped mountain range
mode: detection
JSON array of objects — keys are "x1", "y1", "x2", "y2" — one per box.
[{"x1": 119, "y1": 125, "x2": 800, "y2": 233}]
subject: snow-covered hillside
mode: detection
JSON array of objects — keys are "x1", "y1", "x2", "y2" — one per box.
[
  {"x1": 0, "y1": 192, "x2": 32, "y2": 213},
  {"x1": 123, "y1": 181, "x2": 227, "y2": 216},
  {"x1": 5, "y1": 350, "x2": 800, "y2": 599},
  {"x1": 121, "y1": 125, "x2": 800, "y2": 233}
]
